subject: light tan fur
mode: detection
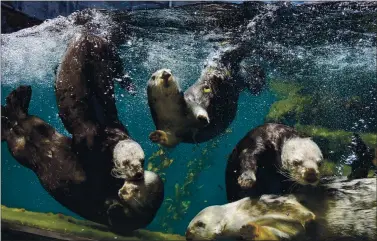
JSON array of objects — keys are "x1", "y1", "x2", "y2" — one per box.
[
  {"x1": 186, "y1": 195, "x2": 315, "y2": 241},
  {"x1": 281, "y1": 137, "x2": 323, "y2": 186},
  {"x1": 148, "y1": 69, "x2": 197, "y2": 147}
]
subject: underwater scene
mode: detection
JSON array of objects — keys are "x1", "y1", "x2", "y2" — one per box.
[{"x1": 1, "y1": 1, "x2": 376, "y2": 241}]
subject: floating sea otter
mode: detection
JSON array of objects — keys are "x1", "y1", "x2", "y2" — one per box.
[
  {"x1": 226, "y1": 123, "x2": 324, "y2": 202},
  {"x1": 147, "y1": 45, "x2": 266, "y2": 147},
  {"x1": 55, "y1": 32, "x2": 143, "y2": 181},
  {"x1": 1, "y1": 86, "x2": 164, "y2": 232},
  {"x1": 186, "y1": 194, "x2": 315, "y2": 241}
]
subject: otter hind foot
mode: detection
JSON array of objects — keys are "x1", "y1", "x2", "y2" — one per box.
[
  {"x1": 240, "y1": 222, "x2": 278, "y2": 241},
  {"x1": 240, "y1": 222, "x2": 259, "y2": 240},
  {"x1": 237, "y1": 171, "x2": 256, "y2": 189},
  {"x1": 149, "y1": 130, "x2": 169, "y2": 145}
]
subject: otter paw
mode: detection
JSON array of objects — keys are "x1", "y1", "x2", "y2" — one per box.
[
  {"x1": 149, "y1": 130, "x2": 168, "y2": 145},
  {"x1": 237, "y1": 171, "x2": 256, "y2": 189},
  {"x1": 240, "y1": 222, "x2": 260, "y2": 240}
]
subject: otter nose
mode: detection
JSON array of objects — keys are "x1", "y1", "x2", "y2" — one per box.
[
  {"x1": 119, "y1": 188, "x2": 127, "y2": 196},
  {"x1": 185, "y1": 229, "x2": 193, "y2": 241},
  {"x1": 133, "y1": 172, "x2": 143, "y2": 180},
  {"x1": 304, "y1": 168, "x2": 319, "y2": 184},
  {"x1": 162, "y1": 71, "x2": 171, "y2": 80},
  {"x1": 197, "y1": 115, "x2": 210, "y2": 126}
]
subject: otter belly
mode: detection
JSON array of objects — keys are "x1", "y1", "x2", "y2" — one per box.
[{"x1": 151, "y1": 94, "x2": 192, "y2": 133}]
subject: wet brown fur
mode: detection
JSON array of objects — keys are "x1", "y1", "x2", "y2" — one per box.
[
  {"x1": 1, "y1": 86, "x2": 162, "y2": 233},
  {"x1": 226, "y1": 123, "x2": 306, "y2": 202},
  {"x1": 55, "y1": 33, "x2": 131, "y2": 152}
]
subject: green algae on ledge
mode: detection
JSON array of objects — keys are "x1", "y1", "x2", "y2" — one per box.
[{"x1": 1, "y1": 205, "x2": 185, "y2": 240}]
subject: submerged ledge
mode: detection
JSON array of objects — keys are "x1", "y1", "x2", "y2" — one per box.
[{"x1": 1, "y1": 205, "x2": 185, "y2": 240}]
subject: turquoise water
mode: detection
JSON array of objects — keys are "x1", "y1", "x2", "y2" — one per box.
[
  {"x1": 1, "y1": 2, "x2": 377, "y2": 236},
  {"x1": 1, "y1": 70, "x2": 275, "y2": 234}
]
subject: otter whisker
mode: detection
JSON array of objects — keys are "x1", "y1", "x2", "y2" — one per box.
[
  {"x1": 275, "y1": 165, "x2": 292, "y2": 180},
  {"x1": 288, "y1": 182, "x2": 299, "y2": 194},
  {"x1": 133, "y1": 197, "x2": 142, "y2": 206}
]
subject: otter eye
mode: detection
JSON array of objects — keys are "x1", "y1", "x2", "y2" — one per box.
[
  {"x1": 292, "y1": 160, "x2": 302, "y2": 166},
  {"x1": 151, "y1": 76, "x2": 156, "y2": 80},
  {"x1": 196, "y1": 221, "x2": 206, "y2": 228}
]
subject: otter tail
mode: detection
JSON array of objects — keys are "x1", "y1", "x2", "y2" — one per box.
[{"x1": 1, "y1": 85, "x2": 32, "y2": 141}]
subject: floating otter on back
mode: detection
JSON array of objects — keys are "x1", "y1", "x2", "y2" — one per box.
[
  {"x1": 55, "y1": 32, "x2": 143, "y2": 181},
  {"x1": 1, "y1": 86, "x2": 164, "y2": 232},
  {"x1": 147, "y1": 45, "x2": 266, "y2": 147},
  {"x1": 186, "y1": 195, "x2": 315, "y2": 241},
  {"x1": 226, "y1": 123, "x2": 324, "y2": 202}
]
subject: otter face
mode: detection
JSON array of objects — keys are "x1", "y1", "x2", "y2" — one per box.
[
  {"x1": 112, "y1": 139, "x2": 145, "y2": 181},
  {"x1": 149, "y1": 69, "x2": 180, "y2": 94},
  {"x1": 118, "y1": 170, "x2": 163, "y2": 211},
  {"x1": 186, "y1": 206, "x2": 225, "y2": 241},
  {"x1": 281, "y1": 138, "x2": 323, "y2": 186}
]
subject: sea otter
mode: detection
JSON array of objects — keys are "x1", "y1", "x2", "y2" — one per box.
[
  {"x1": 55, "y1": 32, "x2": 143, "y2": 181},
  {"x1": 1, "y1": 85, "x2": 164, "y2": 232},
  {"x1": 225, "y1": 123, "x2": 324, "y2": 202},
  {"x1": 147, "y1": 45, "x2": 266, "y2": 147},
  {"x1": 186, "y1": 195, "x2": 315, "y2": 241},
  {"x1": 107, "y1": 170, "x2": 164, "y2": 232}
]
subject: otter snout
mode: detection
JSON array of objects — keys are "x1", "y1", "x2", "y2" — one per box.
[
  {"x1": 197, "y1": 114, "x2": 210, "y2": 126},
  {"x1": 118, "y1": 187, "x2": 128, "y2": 198},
  {"x1": 122, "y1": 160, "x2": 144, "y2": 181},
  {"x1": 161, "y1": 70, "x2": 172, "y2": 88},
  {"x1": 193, "y1": 106, "x2": 210, "y2": 127},
  {"x1": 186, "y1": 229, "x2": 194, "y2": 241},
  {"x1": 133, "y1": 172, "x2": 143, "y2": 180},
  {"x1": 303, "y1": 168, "x2": 319, "y2": 185}
]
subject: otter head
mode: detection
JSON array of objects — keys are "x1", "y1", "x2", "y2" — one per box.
[
  {"x1": 106, "y1": 171, "x2": 163, "y2": 232},
  {"x1": 281, "y1": 137, "x2": 323, "y2": 186},
  {"x1": 112, "y1": 139, "x2": 145, "y2": 181},
  {"x1": 149, "y1": 69, "x2": 180, "y2": 94},
  {"x1": 186, "y1": 206, "x2": 225, "y2": 241},
  {"x1": 118, "y1": 170, "x2": 163, "y2": 212}
]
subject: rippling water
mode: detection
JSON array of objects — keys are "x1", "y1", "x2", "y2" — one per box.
[{"x1": 1, "y1": 2, "x2": 376, "y2": 235}]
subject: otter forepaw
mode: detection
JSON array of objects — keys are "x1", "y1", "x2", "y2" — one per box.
[
  {"x1": 149, "y1": 130, "x2": 168, "y2": 145},
  {"x1": 237, "y1": 171, "x2": 256, "y2": 189},
  {"x1": 240, "y1": 222, "x2": 260, "y2": 240}
]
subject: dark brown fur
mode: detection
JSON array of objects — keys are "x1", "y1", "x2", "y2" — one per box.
[
  {"x1": 148, "y1": 45, "x2": 266, "y2": 145},
  {"x1": 225, "y1": 123, "x2": 303, "y2": 202},
  {"x1": 55, "y1": 33, "x2": 132, "y2": 152},
  {"x1": 1, "y1": 86, "x2": 162, "y2": 233},
  {"x1": 348, "y1": 133, "x2": 375, "y2": 179}
]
